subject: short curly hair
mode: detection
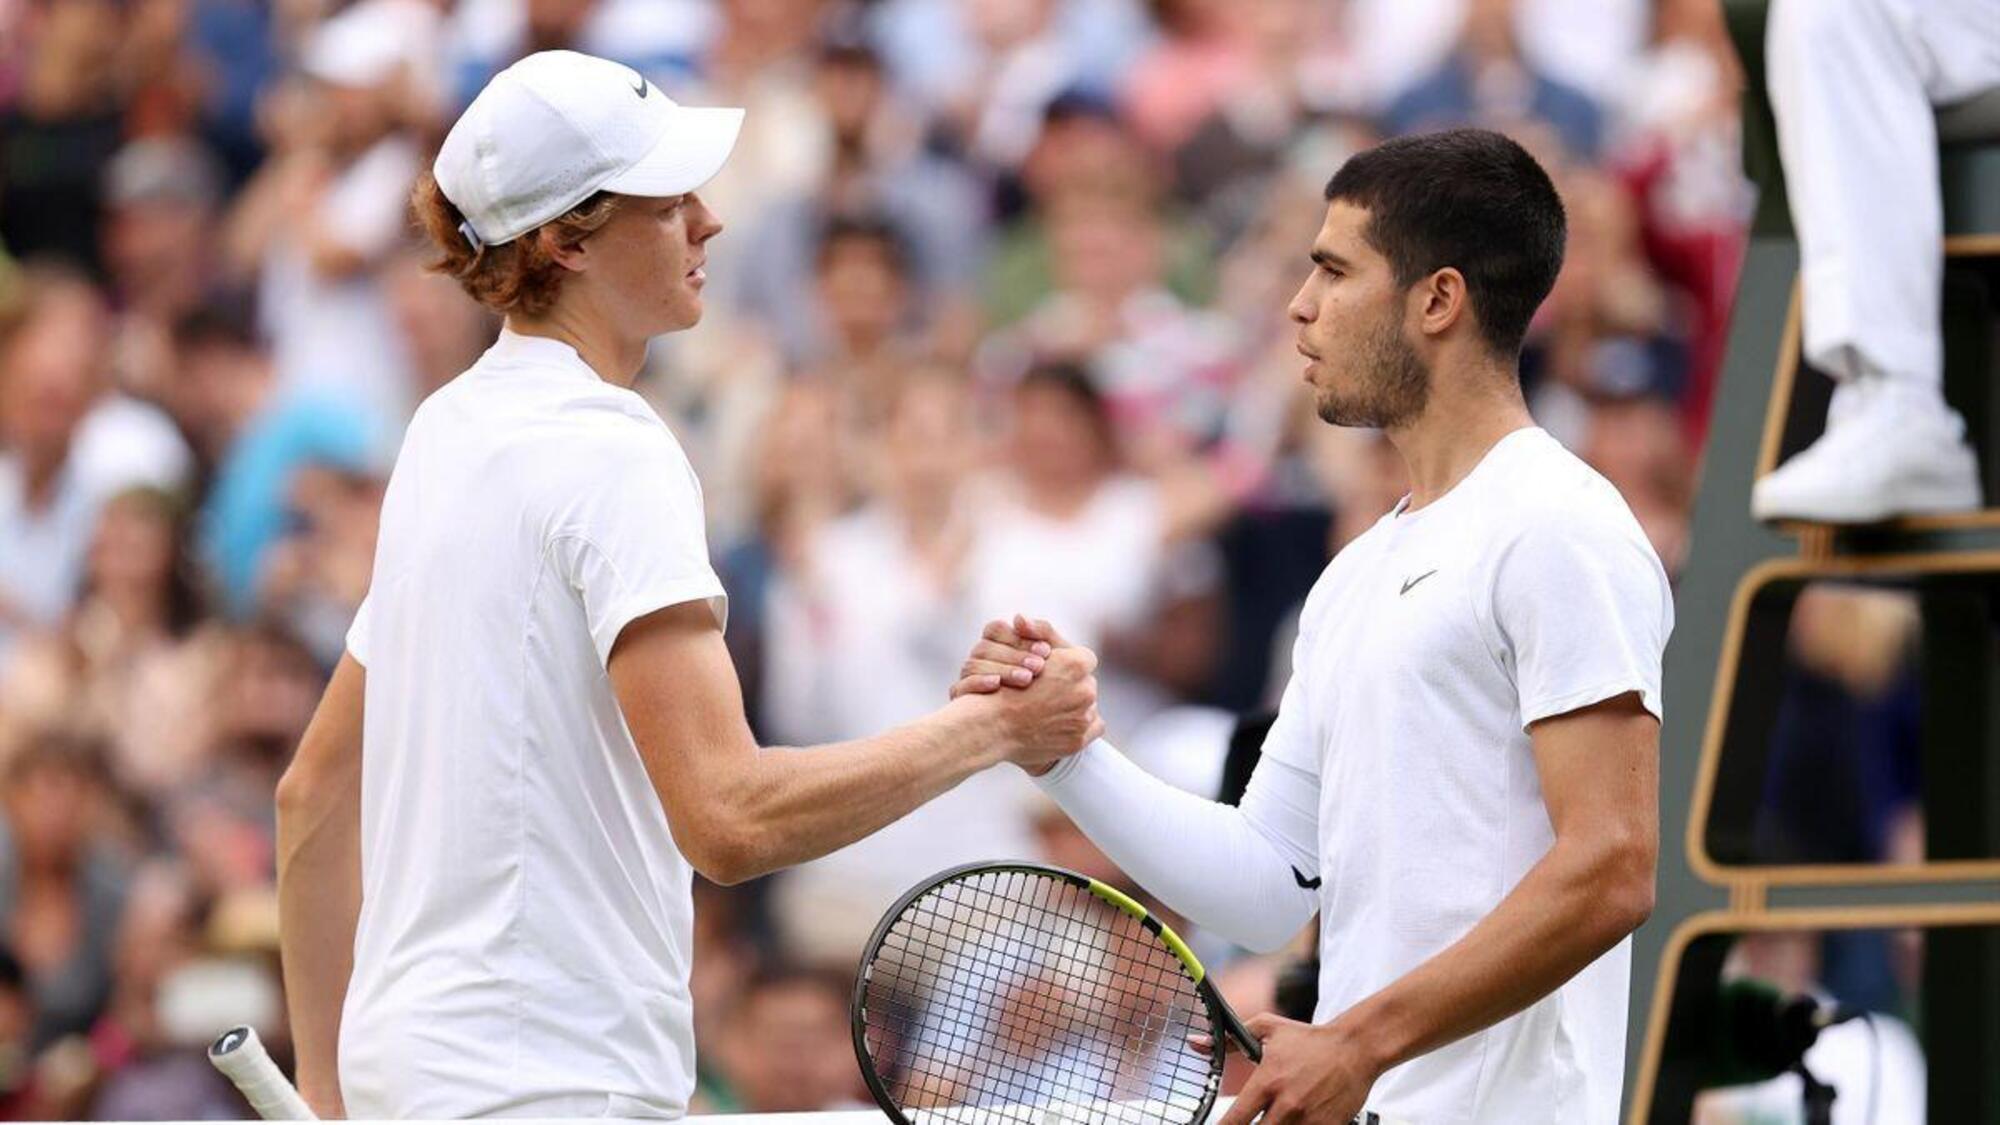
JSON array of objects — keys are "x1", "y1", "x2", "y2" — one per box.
[{"x1": 410, "y1": 172, "x2": 627, "y2": 317}]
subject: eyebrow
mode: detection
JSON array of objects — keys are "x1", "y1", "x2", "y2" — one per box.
[{"x1": 1310, "y1": 248, "x2": 1351, "y2": 271}]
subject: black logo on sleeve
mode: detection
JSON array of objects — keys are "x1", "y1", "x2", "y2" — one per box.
[
  {"x1": 1292, "y1": 867, "x2": 1322, "y2": 890},
  {"x1": 1399, "y1": 570, "x2": 1438, "y2": 596}
]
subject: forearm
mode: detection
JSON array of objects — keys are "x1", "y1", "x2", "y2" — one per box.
[
  {"x1": 274, "y1": 660, "x2": 365, "y2": 1115},
  {"x1": 1035, "y1": 740, "x2": 1318, "y2": 951},
  {"x1": 708, "y1": 697, "x2": 1007, "y2": 882},
  {"x1": 1328, "y1": 837, "x2": 1651, "y2": 1075},
  {"x1": 276, "y1": 776, "x2": 360, "y2": 1112}
]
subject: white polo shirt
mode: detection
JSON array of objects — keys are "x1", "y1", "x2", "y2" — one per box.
[
  {"x1": 338, "y1": 329, "x2": 725, "y2": 1119},
  {"x1": 1264, "y1": 427, "x2": 1672, "y2": 1124}
]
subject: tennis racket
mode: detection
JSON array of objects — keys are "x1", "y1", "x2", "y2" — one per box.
[
  {"x1": 208, "y1": 1026, "x2": 317, "y2": 1120},
  {"x1": 852, "y1": 861, "x2": 1386, "y2": 1125}
]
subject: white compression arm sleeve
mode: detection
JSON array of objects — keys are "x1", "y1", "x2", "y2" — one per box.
[{"x1": 1033, "y1": 738, "x2": 1321, "y2": 952}]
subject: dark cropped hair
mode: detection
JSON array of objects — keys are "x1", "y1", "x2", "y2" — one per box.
[{"x1": 1324, "y1": 128, "x2": 1566, "y2": 357}]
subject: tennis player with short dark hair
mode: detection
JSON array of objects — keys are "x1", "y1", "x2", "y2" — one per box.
[
  {"x1": 960, "y1": 129, "x2": 1673, "y2": 1124},
  {"x1": 274, "y1": 51, "x2": 1102, "y2": 1120}
]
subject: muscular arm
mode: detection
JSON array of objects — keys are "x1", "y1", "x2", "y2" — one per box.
[
  {"x1": 608, "y1": 601, "x2": 1098, "y2": 886},
  {"x1": 275, "y1": 654, "x2": 367, "y2": 1118}
]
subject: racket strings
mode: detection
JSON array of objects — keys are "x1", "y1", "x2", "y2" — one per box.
[{"x1": 861, "y1": 870, "x2": 1216, "y2": 1125}]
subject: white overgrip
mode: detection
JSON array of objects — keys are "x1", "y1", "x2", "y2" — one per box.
[{"x1": 208, "y1": 1026, "x2": 318, "y2": 1120}]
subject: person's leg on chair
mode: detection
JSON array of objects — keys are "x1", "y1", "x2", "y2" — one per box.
[{"x1": 1753, "y1": 0, "x2": 1999, "y2": 523}]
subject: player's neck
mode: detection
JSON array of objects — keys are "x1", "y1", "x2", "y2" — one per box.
[
  {"x1": 505, "y1": 312, "x2": 647, "y2": 389},
  {"x1": 1388, "y1": 370, "x2": 1534, "y2": 514}
]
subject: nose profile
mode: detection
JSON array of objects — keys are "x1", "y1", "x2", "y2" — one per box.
[
  {"x1": 1287, "y1": 282, "x2": 1315, "y2": 324},
  {"x1": 688, "y1": 194, "x2": 723, "y2": 243}
]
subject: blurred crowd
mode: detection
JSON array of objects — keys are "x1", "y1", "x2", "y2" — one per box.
[{"x1": 0, "y1": 0, "x2": 1751, "y2": 1116}]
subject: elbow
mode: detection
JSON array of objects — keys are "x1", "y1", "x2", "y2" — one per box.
[
  {"x1": 679, "y1": 821, "x2": 772, "y2": 887},
  {"x1": 275, "y1": 762, "x2": 319, "y2": 821},
  {"x1": 1597, "y1": 838, "x2": 1656, "y2": 939}
]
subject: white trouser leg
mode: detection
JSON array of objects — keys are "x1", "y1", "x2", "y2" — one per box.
[{"x1": 1768, "y1": 0, "x2": 2000, "y2": 408}]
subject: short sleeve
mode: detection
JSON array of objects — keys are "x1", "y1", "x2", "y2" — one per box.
[
  {"x1": 346, "y1": 592, "x2": 372, "y2": 667},
  {"x1": 551, "y1": 427, "x2": 728, "y2": 668},
  {"x1": 1490, "y1": 511, "x2": 1673, "y2": 730}
]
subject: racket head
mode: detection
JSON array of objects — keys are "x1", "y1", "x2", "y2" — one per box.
[{"x1": 852, "y1": 861, "x2": 1229, "y2": 1125}]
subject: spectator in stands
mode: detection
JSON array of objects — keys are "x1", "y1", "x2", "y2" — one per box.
[
  {"x1": 1120, "y1": 0, "x2": 1254, "y2": 155},
  {"x1": 0, "y1": 735, "x2": 128, "y2": 1050},
  {"x1": 99, "y1": 137, "x2": 230, "y2": 407},
  {"x1": 82, "y1": 862, "x2": 243, "y2": 1121},
  {"x1": 1584, "y1": 396, "x2": 1694, "y2": 577},
  {"x1": 806, "y1": 215, "x2": 925, "y2": 415},
  {"x1": 1749, "y1": 0, "x2": 1999, "y2": 523},
  {"x1": 0, "y1": 487, "x2": 213, "y2": 797},
  {"x1": 968, "y1": 363, "x2": 1176, "y2": 740},
  {"x1": 1606, "y1": 0, "x2": 1749, "y2": 444},
  {"x1": 258, "y1": 464, "x2": 383, "y2": 668},
  {"x1": 1527, "y1": 166, "x2": 1689, "y2": 447},
  {"x1": 0, "y1": 0, "x2": 126, "y2": 275},
  {"x1": 731, "y1": 36, "x2": 990, "y2": 363},
  {"x1": 984, "y1": 184, "x2": 1239, "y2": 459},
  {"x1": 222, "y1": 2, "x2": 426, "y2": 434},
  {"x1": 382, "y1": 251, "x2": 499, "y2": 404},
  {"x1": 444, "y1": 0, "x2": 710, "y2": 112},
  {"x1": 1382, "y1": 0, "x2": 1604, "y2": 162},
  {"x1": 167, "y1": 304, "x2": 373, "y2": 621},
  {"x1": 713, "y1": 965, "x2": 867, "y2": 1113},
  {"x1": 0, "y1": 268, "x2": 191, "y2": 658}
]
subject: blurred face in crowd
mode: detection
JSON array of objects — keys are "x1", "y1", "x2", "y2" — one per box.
[
  {"x1": 558, "y1": 193, "x2": 723, "y2": 337},
  {"x1": 171, "y1": 334, "x2": 271, "y2": 457},
  {"x1": 1023, "y1": 113, "x2": 1148, "y2": 205},
  {"x1": 817, "y1": 231, "x2": 909, "y2": 351},
  {"x1": 1048, "y1": 193, "x2": 1161, "y2": 306},
  {"x1": 526, "y1": 0, "x2": 595, "y2": 46},
  {"x1": 722, "y1": 975, "x2": 860, "y2": 1112},
  {"x1": 815, "y1": 52, "x2": 884, "y2": 144},
  {"x1": 1010, "y1": 376, "x2": 1116, "y2": 496},
  {"x1": 0, "y1": 282, "x2": 105, "y2": 465},
  {"x1": 214, "y1": 627, "x2": 324, "y2": 757},
  {"x1": 1288, "y1": 201, "x2": 1430, "y2": 430},
  {"x1": 88, "y1": 491, "x2": 180, "y2": 604},
  {"x1": 882, "y1": 375, "x2": 974, "y2": 511},
  {"x1": 4, "y1": 754, "x2": 94, "y2": 870},
  {"x1": 104, "y1": 198, "x2": 213, "y2": 313},
  {"x1": 386, "y1": 253, "x2": 492, "y2": 396}
]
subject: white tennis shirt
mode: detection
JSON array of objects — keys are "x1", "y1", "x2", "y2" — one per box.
[
  {"x1": 338, "y1": 329, "x2": 726, "y2": 1118},
  {"x1": 1262, "y1": 427, "x2": 1673, "y2": 1124}
]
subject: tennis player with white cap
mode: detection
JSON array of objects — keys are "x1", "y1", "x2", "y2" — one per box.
[{"x1": 274, "y1": 51, "x2": 1101, "y2": 1120}]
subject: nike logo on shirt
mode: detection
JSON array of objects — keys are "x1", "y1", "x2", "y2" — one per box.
[
  {"x1": 632, "y1": 76, "x2": 650, "y2": 98},
  {"x1": 1400, "y1": 570, "x2": 1438, "y2": 596},
  {"x1": 1292, "y1": 867, "x2": 1322, "y2": 890}
]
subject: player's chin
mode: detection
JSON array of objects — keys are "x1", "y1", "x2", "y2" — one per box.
[{"x1": 660, "y1": 292, "x2": 705, "y2": 332}]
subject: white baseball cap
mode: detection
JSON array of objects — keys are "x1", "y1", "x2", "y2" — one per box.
[{"x1": 434, "y1": 50, "x2": 744, "y2": 250}]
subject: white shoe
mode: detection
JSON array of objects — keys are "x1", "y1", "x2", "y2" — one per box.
[{"x1": 1751, "y1": 390, "x2": 1982, "y2": 523}]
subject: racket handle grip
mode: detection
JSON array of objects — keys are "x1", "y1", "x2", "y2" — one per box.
[{"x1": 209, "y1": 1026, "x2": 318, "y2": 1120}]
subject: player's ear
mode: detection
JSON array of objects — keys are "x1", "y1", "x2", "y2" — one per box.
[
  {"x1": 541, "y1": 227, "x2": 590, "y2": 274},
  {"x1": 1414, "y1": 267, "x2": 1467, "y2": 339}
]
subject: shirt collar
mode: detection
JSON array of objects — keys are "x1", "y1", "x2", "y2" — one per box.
[{"x1": 481, "y1": 328, "x2": 598, "y2": 379}]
